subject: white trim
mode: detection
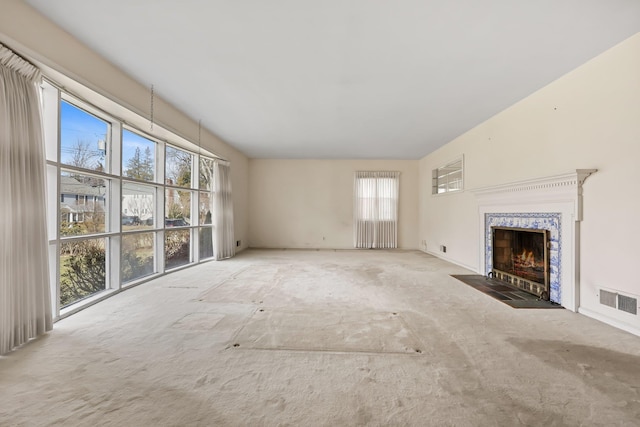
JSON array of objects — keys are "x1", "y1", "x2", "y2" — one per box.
[
  {"x1": 579, "y1": 307, "x2": 640, "y2": 337},
  {"x1": 424, "y1": 249, "x2": 477, "y2": 272}
]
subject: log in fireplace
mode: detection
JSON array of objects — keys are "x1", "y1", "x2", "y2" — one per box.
[{"x1": 491, "y1": 227, "x2": 550, "y2": 300}]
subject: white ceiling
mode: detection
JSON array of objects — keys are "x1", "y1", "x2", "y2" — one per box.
[{"x1": 25, "y1": 0, "x2": 640, "y2": 159}]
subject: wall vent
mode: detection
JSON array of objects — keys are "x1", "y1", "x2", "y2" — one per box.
[
  {"x1": 599, "y1": 290, "x2": 617, "y2": 308},
  {"x1": 618, "y1": 295, "x2": 638, "y2": 315}
]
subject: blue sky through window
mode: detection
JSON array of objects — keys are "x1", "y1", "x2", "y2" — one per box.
[
  {"x1": 60, "y1": 100, "x2": 108, "y2": 171},
  {"x1": 122, "y1": 129, "x2": 155, "y2": 180}
]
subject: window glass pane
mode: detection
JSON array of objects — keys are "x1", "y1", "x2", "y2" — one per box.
[
  {"x1": 199, "y1": 157, "x2": 215, "y2": 190},
  {"x1": 166, "y1": 146, "x2": 192, "y2": 188},
  {"x1": 199, "y1": 191, "x2": 213, "y2": 225},
  {"x1": 199, "y1": 227, "x2": 214, "y2": 260},
  {"x1": 122, "y1": 232, "x2": 155, "y2": 283},
  {"x1": 378, "y1": 199, "x2": 393, "y2": 220},
  {"x1": 122, "y1": 129, "x2": 155, "y2": 181},
  {"x1": 450, "y1": 160, "x2": 462, "y2": 169},
  {"x1": 165, "y1": 229, "x2": 191, "y2": 269},
  {"x1": 433, "y1": 158, "x2": 463, "y2": 194},
  {"x1": 449, "y1": 171, "x2": 463, "y2": 190},
  {"x1": 60, "y1": 171, "x2": 107, "y2": 236},
  {"x1": 356, "y1": 177, "x2": 399, "y2": 221},
  {"x1": 165, "y1": 189, "x2": 191, "y2": 227},
  {"x1": 122, "y1": 183, "x2": 155, "y2": 230},
  {"x1": 357, "y1": 178, "x2": 374, "y2": 220},
  {"x1": 60, "y1": 100, "x2": 108, "y2": 172},
  {"x1": 60, "y1": 238, "x2": 106, "y2": 307}
]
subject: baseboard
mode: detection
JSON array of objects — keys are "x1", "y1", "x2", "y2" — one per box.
[
  {"x1": 578, "y1": 306, "x2": 640, "y2": 337},
  {"x1": 424, "y1": 249, "x2": 478, "y2": 272},
  {"x1": 247, "y1": 246, "x2": 420, "y2": 251}
]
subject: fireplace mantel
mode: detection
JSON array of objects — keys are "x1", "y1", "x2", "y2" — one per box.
[
  {"x1": 472, "y1": 170, "x2": 597, "y2": 311},
  {"x1": 472, "y1": 169, "x2": 597, "y2": 220}
]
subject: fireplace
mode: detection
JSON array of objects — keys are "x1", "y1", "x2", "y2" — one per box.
[
  {"x1": 491, "y1": 227, "x2": 550, "y2": 300},
  {"x1": 474, "y1": 170, "x2": 597, "y2": 311}
]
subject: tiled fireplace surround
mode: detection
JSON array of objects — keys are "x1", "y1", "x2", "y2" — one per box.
[
  {"x1": 486, "y1": 213, "x2": 559, "y2": 301},
  {"x1": 473, "y1": 170, "x2": 596, "y2": 311}
]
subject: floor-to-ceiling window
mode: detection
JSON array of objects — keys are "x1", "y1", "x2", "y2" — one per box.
[{"x1": 42, "y1": 81, "x2": 219, "y2": 319}]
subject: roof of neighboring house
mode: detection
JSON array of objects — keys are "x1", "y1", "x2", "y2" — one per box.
[
  {"x1": 60, "y1": 203, "x2": 101, "y2": 214},
  {"x1": 60, "y1": 175, "x2": 106, "y2": 197}
]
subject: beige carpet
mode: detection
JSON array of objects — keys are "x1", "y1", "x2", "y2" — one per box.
[{"x1": 1, "y1": 249, "x2": 640, "y2": 426}]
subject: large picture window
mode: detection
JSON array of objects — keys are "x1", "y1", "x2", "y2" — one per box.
[{"x1": 43, "y1": 82, "x2": 226, "y2": 319}]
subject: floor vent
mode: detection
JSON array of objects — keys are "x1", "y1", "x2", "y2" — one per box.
[
  {"x1": 599, "y1": 290, "x2": 617, "y2": 308},
  {"x1": 618, "y1": 294, "x2": 638, "y2": 315}
]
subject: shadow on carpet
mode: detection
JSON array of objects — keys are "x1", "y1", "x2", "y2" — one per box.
[{"x1": 451, "y1": 275, "x2": 563, "y2": 309}]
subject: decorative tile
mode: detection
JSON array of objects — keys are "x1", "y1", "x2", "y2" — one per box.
[{"x1": 485, "y1": 213, "x2": 562, "y2": 303}]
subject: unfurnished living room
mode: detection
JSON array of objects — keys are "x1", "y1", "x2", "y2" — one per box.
[{"x1": 1, "y1": 1, "x2": 640, "y2": 426}]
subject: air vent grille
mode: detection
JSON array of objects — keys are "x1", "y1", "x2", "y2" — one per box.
[
  {"x1": 618, "y1": 295, "x2": 638, "y2": 315},
  {"x1": 599, "y1": 290, "x2": 617, "y2": 308}
]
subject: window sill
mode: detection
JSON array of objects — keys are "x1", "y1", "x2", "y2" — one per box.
[{"x1": 57, "y1": 288, "x2": 120, "y2": 321}]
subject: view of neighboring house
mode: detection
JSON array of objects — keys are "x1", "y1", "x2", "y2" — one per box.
[
  {"x1": 121, "y1": 188, "x2": 154, "y2": 225},
  {"x1": 59, "y1": 175, "x2": 106, "y2": 225}
]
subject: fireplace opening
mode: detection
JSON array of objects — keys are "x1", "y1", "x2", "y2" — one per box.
[{"x1": 491, "y1": 227, "x2": 550, "y2": 300}]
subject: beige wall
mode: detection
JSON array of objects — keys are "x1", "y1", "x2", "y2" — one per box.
[
  {"x1": 249, "y1": 160, "x2": 419, "y2": 249},
  {"x1": 0, "y1": 0, "x2": 250, "y2": 249},
  {"x1": 419, "y1": 32, "x2": 640, "y2": 333}
]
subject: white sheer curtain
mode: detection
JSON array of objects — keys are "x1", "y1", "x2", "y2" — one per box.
[
  {"x1": 0, "y1": 44, "x2": 52, "y2": 354},
  {"x1": 354, "y1": 171, "x2": 400, "y2": 249},
  {"x1": 213, "y1": 160, "x2": 235, "y2": 260}
]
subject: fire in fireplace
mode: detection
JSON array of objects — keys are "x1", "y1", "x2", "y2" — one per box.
[{"x1": 491, "y1": 227, "x2": 550, "y2": 300}]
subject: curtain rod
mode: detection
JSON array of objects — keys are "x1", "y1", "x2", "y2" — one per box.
[{"x1": 0, "y1": 42, "x2": 41, "y2": 81}]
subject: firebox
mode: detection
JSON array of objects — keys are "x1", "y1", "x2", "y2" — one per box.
[{"x1": 491, "y1": 227, "x2": 550, "y2": 300}]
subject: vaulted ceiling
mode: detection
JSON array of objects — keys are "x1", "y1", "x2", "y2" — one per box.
[{"x1": 26, "y1": 0, "x2": 640, "y2": 159}]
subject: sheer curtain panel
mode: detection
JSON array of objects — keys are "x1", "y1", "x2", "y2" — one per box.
[
  {"x1": 354, "y1": 171, "x2": 400, "y2": 249},
  {"x1": 213, "y1": 160, "x2": 235, "y2": 260},
  {"x1": 0, "y1": 44, "x2": 53, "y2": 354}
]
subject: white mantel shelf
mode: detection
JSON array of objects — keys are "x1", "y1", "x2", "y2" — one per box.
[
  {"x1": 472, "y1": 169, "x2": 597, "y2": 195},
  {"x1": 471, "y1": 169, "x2": 597, "y2": 221}
]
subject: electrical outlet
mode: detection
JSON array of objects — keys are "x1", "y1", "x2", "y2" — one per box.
[
  {"x1": 236, "y1": 240, "x2": 241, "y2": 247},
  {"x1": 440, "y1": 245, "x2": 447, "y2": 253}
]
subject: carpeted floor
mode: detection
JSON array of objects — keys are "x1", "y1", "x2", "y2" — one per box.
[
  {"x1": 1, "y1": 249, "x2": 639, "y2": 426},
  {"x1": 451, "y1": 274, "x2": 564, "y2": 309}
]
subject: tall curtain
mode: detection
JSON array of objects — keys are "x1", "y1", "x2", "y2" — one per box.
[
  {"x1": 354, "y1": 171, "x2": 400, "y2": 249},
  {"x1": 0, "y1": 44, "x2": 53, "y2": 355},
  {"x1": 213, "y1": 160, "x2": 235, "y2": 260}
]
